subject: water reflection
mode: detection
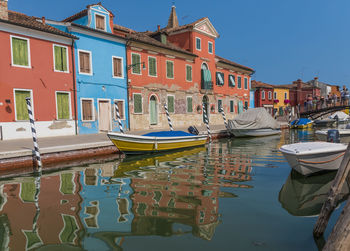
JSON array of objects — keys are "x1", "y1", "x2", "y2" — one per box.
[
  {"x1": 279, "y1": 170, "x2": 350, "y2": 217},
  {"x1": 0, "y1": 141, "x2": 257, "y2": 250}
]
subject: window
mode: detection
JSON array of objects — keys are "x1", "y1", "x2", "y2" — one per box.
[
  {"x1": 112, "y1": 56, "x2": 123, "y2": 78},
  {"x1": 11, "y1": 36, "x2": 30, "y2": 67},
  {"x1": 237, "y1": 76, "x2": 242, "y2": 89},
  {"x1": 218, "y1": 99, "x2": 223, "y2": 112},
  {"x1": 186, "y1": 97, "x2": 193, "y2": 113},
  {"x1": 196, "y1": 37, "x2": 201, "y2": 50},
  {"x1": 131, "y1": 53, "x2": 141, "y2": 74},
  {"x1": 274, "y1": 92, "x2": 277, "y2": 100},
  {"x1": 114, "y1": 100, "x2": 125, "y2": 120},
  {"x1": 268, "y1": 91, "x2": 272, "y2": 100},
  {"x1": 14, "y1": 89, "x2": 31, "y2": 120},
  {"x1": 216, "y1": 72, "x2": 224, "y2": 86},
  {"x1": 244, "y1": 78, "x2": 248, "y2": 89},
  {"x1": 262, "y1": 91, "x2": 265, "y2": 100},
  {"x1": 167, "y1": 95, "x2": 175, "y2": 113},
  {"x1": 208, "y1": 42, "x2": 213, "y2": 54},
  {"x1": 284, "y1": 92, "x2": 288, "y2": 99},
  {"x1": 244, "y1": 101, "x2": 248, "y2": 110},
  {"x1": 229, "y1": 74, "x2": 235, "y2": 87},
  {"x1": 53, "y1": 45, "x2": 68, "y2": 72},
  {"x1": 230, "y1": 100, "x2": 234, "y2": 113},
  {"x1": 95, "y1": 14, "x2": 106, "y2": 31},
  {"x1": 148, "y1": 56, "x2": 157, "y2": 77},
  {"x1": 133, "y1": 93, "x2": 142, "y2": 114},
  {"x1": 186, "y1": 65, "x2": 192, "y2": 82},
  {"x1": 166, "y1": 61, "x2": 174, "y2": 79},
  {"x1": 81, "y1": 99, "x2": 94, "y2": 121},
  {"x1": 78, "y1": 50, "x2": 92, "y2": 74},
  {"x1": 56, "y1": 92, "x2": 70, "y2": 120}
]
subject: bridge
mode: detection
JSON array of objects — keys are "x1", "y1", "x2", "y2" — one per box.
[{"x1": 299, "y1": 105, "x2": 350, "y2": 120}]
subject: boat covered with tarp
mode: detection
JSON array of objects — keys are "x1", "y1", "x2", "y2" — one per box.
[
  {"x1": 108, "y1": 130, "x2": 208, "y2": 155},
  {"x1": 227, "y1": 107, "x2": 281, "y2": 137},
  {"x1": 329, "y1": 111, "x2": 350, "y2": 123}
]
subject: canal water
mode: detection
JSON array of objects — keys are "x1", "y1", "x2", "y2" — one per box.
[{"x1": 0, "y1": 129, "x2": 349, "y2": 250}]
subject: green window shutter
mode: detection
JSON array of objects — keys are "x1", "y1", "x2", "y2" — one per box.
[
  {"x1": 57, "y1": 93, "x2": 70, "y2": 119},
  {"x1": 166, "y1": 61, "x2": 173, "y2": 78},
  {"x1": 167, "y1": 96, "x2": 174, "y2": 113},
  {"x1": 230, "y1": 101, "x2": 234, "y2": 112},
  {"x1": 54, "y1": 46, "x2": 62, "y2": 71},
  {"x1": 61, "y1": 47, "x2": 67, "y2": 72},
  {"x1": 218, "y1": 100, "x2": 222, "y2": 112},
  {"x1": 23, "y1": 231, "x2": 42, "y2": 250},
  {"x1": 12, "y1": 37, "x2": 29, "y2": 66},
  {"x1": 149, "y1": 57, "x2": 156, "y2": 76},
  {"x1": 244, "y1": 78, "x2": 248, "y2": 89},
  {"x1": 187, "y1": 97, "x2": 193, "y2": 112},
  {"x1": 60, "y1": 173, "x2": 74, "y2": 194},
  {"x1": 15, "y1": 90, "x2": 31, "y2": 120},
  {"x1": 131, "y1": 54, "x2": 140, "y2": 74},
  {"x1": 60, "y1": 215, "x2": 78, "y2": 243},
  {"x1": 238, "y1": 77, "x2": 242, "y2": 88},
  {"x1": 134, "y1": 94, "x2": 142, "y2": 113},
  {"x1": 186, "y1": 65, "x2": 192, "y2": 81}
]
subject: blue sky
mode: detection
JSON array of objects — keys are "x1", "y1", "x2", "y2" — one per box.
[{"x1": 9, "y1": 0, "x2": 350, "y2": 87}]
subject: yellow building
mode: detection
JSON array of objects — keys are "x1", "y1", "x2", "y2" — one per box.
[{"x1": 273, "y1": 87, "x2": 290, "y2": 116}]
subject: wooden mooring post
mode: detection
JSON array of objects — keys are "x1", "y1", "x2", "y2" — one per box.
[{"x1": 313, "y1": 142, "x2": 350, "y2": 246}]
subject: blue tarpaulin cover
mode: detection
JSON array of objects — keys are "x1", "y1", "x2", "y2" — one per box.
[
  {"x1": 142, "y1": 131, "x2": 194, "y2": 137},
  {"x1": 291, "y1": 118, "x2": 312, "y2": 125}
]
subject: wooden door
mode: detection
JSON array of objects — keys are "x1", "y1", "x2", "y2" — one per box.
[
  {"x1": 99, "y1": 100, "x2": 111, "y2": 131},
  {"x1": 150, "y1": 96, "x2": 158, "y2": 125}
]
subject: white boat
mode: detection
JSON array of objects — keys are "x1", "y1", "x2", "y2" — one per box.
[
  {"x1": 228, "y1": 108, "x2": 281, "y2": 137},
  {"x1": 279, "y1": 142, "x2": 347, "y2": 176},
  {"x1": 313, "y1": 118, "x2": 336, "y2": 127},
  {"x1": 315, "y1": 129, "x2": 350, "y2": 143},
  {"x1": 329, "y1": 111, "x2": 350, "y2": 123}
]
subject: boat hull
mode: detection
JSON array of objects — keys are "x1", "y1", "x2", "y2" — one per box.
[
  {"x1": 315, "y1": 130, "x2": 350, "y2": 143},
  {"x1": 229, "y1": 128, "x2": 281, "y2": 137},
  {"x1": 280, "y1": 149, "x2": 346, "y2": 176},
  {"x1": 292, "y1": 123, "x2": 313, "y2": 129},
  {"x1": 108, "y1": 132, "x2": 208, "y2": 155}
]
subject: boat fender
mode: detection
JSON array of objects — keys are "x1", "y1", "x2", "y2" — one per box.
[
  {"x1": 188, "y1": 126, "x2": 199, "y2": 135},
  {"x1": 327, "y1": 129, "x2": 340, "y2": 143}
]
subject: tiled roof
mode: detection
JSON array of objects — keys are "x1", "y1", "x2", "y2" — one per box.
[
  {"x1": 113, "y1": 24, "x2": 135, "y2": 34},
  {"x1": 126, "y1": 32, "x2": 197, "y2": 57},
  {"x1": 71, "y1": 23, "x2": 125, "y2": 40},
  {"x1": 215, "y1": 55, "x2": 254, "y2": 72},
  {"x1": 251, "y1": 80, "x2": 274, "y2": 89},
  {"x1": 0, "y1": 11, "x2": 76, "y2": 39},
  {"x1": 161, "y1": 17, "x2": 207, "y2": 33}
]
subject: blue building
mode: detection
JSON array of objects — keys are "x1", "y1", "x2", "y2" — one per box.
[{"x1": 47, "y1": 3, "x2": 128, "y2": 134}]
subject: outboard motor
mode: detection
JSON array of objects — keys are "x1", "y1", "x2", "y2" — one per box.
[
  {"x1": 346, "y1": 123, "x2": 350, "y2": 129},
  {"x1": 188, "y1": 126, "x2": 199, "y2": 135},
  {"x1": 327, "y1": 129, "x2": 340, "y2": 143}
]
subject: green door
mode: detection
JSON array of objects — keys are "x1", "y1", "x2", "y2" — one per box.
[{"x1": 150, "y1": 96, "x2": 157, "y2": 125}]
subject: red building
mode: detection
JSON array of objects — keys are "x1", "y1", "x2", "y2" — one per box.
[
  {"x1": 0, "y1": 2, "x2": 77, "y2": 140},
  {"x1": 113, "y1": 5, "x2": 254, "y2": 130},
  {"x1": 251, "y1": 80, "x2": 274, "y2": 114}
]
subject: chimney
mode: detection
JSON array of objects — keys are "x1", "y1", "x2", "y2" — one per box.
[
  {"x1": 0, "y1": 0, "x2": 8, "y2": 21},
  {"x1": 41, "y1": 16, "x2": 45, "y2": 25},
  {"x1": 314, "y1": 77, "x2": 319, "y2": 87},
  {"x1": 157, "y1": 25, "x2": 160, "y2": 31}
]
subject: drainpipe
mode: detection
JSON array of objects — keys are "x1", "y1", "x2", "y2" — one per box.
[{"x1": 71, "y1": 39, "x2": 78, "y2": 135}]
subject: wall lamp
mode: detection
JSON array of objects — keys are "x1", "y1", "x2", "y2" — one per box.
[{"x1": 127, "y1": 62, "x2": 146, "y2": 70}]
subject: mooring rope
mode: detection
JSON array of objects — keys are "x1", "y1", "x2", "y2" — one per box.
[
  {"x1": 26, "y1": 97, "x2": 42, "y2": 172},
  {"x1": 298, "y1": 152, "x2": 345, "y2": 164},
  {"x1": 114, "y1": 102, "x2": 124, "y2": 134}
]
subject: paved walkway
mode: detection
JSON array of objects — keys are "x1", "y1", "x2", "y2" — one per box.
[{"x1": 0, "y1": 124, "x2": 227, "y2": 159}]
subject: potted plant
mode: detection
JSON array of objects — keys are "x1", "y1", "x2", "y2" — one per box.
[
  {"x1": 274, "y1": 99, "x2": 279, "y2": 104},
  {"x1": 284, "y1": 99, "x2": 290, "y2": 104}
]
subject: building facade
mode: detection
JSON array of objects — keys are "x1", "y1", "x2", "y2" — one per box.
[
  {"x1": 251, "y1": 80, "x2": 274, "y2": 114},
  {"x1": 47, "y1": 3, "x2": 129, "y2": 134},
  {"x1": 0, "y1": 2, "x2": 77, "y2": 140}
]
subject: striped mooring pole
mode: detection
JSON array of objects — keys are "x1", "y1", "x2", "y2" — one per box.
[
  {"x1": 202, "y1": 102, "x2": 212, "y2": 140},
  {"x1": 32, "y1": 175, "x2": 41, "y2": 233},
  {"x1": 25, "y1": 97, "x2": 42, "y2": 172},
  {"x1": 114, "y1": 102, "x2": 124, "y2": 134},
  {"x1": 274, "y1": 108, "x2": 278, "y2": 120},
  {"x1": 220, "y1": 107, "x2": 228, "y2": 129},
  {"x1": 163, "y1": 104, "x2": 174, "y2": 131},
  {"x1": 288, "y1": 107, "x2": 292, "y2": 127}
]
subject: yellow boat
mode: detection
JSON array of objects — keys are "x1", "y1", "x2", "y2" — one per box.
[
  {"x1": 107, "y1": 130, "x2": 208, "y2": 155},
  {"x1": 291, "y1": 118, "x2": 313, "y2": 129}
]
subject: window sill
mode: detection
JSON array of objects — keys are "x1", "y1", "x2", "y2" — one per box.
[{"x1": 11, "y1": 64, "x2": 31, "y2": 69}]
